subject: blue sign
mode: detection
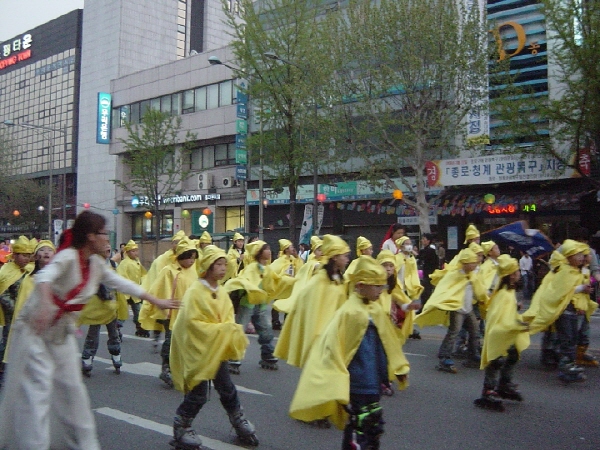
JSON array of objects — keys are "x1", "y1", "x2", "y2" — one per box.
[
  {"x1": 96, "y1": 92, "x2": 112, "y2": 144},
  {"x1": 236, "y1": 134, "x2": 247, "y2": 149},
  {"x1": 235, "y1": 165, "x2": 247, "y2": 180},
  {"x1": 131, "y1": 196, "x2": 140, "y2": 208},
  {"x1": 482, "y1": 220, "x2": 554, "y2": 259},
  {"x1": 237, "y1": 87, "x2": 248, "y2": 105},
  {"x1": 237, "y1": 103, "x2": 248, "y2": 119}
]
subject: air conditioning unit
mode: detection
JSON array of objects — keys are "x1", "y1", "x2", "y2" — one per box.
[
  {"x1": 198, "y1": 172, "x2": 213, "y2": 190},
  {"x1": 221, "y1": 176, "x2": 238, "y2": 188}
]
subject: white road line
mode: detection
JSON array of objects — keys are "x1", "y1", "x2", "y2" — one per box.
[
  {"x1": 91, "y1": 356, "x2": 271, "y2": 396},
  {"x1": 404, "y1": 352, "x2": 428, "y2": 357},
  {"x1": 94, "y1": 407, "x2": 245, "y2": 450}
]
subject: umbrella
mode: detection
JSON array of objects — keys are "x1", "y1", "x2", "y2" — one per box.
[{"x1": 482, "y1": 220, "x2": 554, "y2": 259}]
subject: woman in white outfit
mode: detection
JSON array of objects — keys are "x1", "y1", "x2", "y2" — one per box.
[{"x1": 0, "y1": 211, "x2": 177, "y2": 450}]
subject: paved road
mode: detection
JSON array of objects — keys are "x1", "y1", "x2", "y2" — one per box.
[{"x1": 78, "y1": 314, "x2": 600, "y2": 450}]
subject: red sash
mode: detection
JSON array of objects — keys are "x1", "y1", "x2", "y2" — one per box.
[{"x1": 52, "y1": 250, "x2": 91, "y2": 320}]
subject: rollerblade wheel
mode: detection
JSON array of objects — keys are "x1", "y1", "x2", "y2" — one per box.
[
  {"x1": 238, "y1": 434, "x2": 259, "y2": 446},
  {"x1": 474, "y1": 397, "x2": 504, "y2": 412},
  {"x1": 169, "y1": 439, "x2": 203, "y2": 450},
  {"x1": 259, "y1": 360, "x2": 278, "y2": 370}
]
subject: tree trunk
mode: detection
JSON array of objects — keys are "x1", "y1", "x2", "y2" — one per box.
[{"x1": 414, "y1": 143, "x2": 432, "y2": 234}]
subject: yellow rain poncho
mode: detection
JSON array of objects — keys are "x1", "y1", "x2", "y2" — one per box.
[
  {"x1": 521, "y1": 251, "x2": 565, "y2": 323},
  {"x1": 289, "y1": 293, "x2": 410, "y2": 429},
  {"x1": 273, "y1": 257, "x2": 322, "y2": 314},
  {"x1": 344, "y1": 237, "x2": 373, "y2": 279},
  {"x1": 224, "y1": 232, "x2": 245, "y2": 282},
  {"x1": 274, "y1": 235, "x2": 350, "y2": 367},
  {"x1": 224, "y1": 240, "x2": 296, "y2": 304},
  {"x1": 139, "y1": 238, "x2": 198, "y2": 331},
  {"x1": 480, "y1": 257, "x2": 530, "y2": 369},
  {"x1": 375, "y1": 250, "x2": 413, "y2": 344},
  {"x1": 170, "y1": 247, "x2": 248, "y2": 392},
  {"x1": 115, "y1": 241, "x2": 147, "y2": 320},
  {"x1": 523, "y1": 241, "x2": 587, "y2": 334},
  {"x1": 0, "y1": 256, "x2": 31, "y2": 326},
  {"x1": 415, "y1": 249, "x2": 488, "y2": 328}
]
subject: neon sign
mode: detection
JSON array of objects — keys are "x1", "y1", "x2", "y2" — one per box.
[
  {"x1": 0, "y1": 49, "x2": 31, "y2": 70},
  {"x1": 486, "y1": 204, "x2": 516, "y2": 214},
  {"x1": 522, "y1": 203, "x2": 537, "y2": 212},
  {"x1": 0, "y1": 33, "x2": 33, "y2": 70}
]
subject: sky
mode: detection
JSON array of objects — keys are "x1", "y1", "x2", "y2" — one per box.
[{"x1": 0, "y1": 0, "x2": 84, "y2": 42}]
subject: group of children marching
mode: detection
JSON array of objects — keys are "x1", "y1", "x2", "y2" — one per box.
[{"x1": 0, "y1": 217, "x2": 597, "y2": 449}]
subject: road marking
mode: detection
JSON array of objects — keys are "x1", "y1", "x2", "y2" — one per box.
[
  {"x1": 404, "y1": 352, "x2": 427, "y2": 357},
  {"x1": 94, "y1": 407, "x2": 245, "y2": 450},
  {"x1": 91, "y1": 356, "x2": 271, "y2": 396}
]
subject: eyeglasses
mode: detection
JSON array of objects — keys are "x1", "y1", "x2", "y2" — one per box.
[{"x1": 96, "y1": 232, "x2": 109, "y2": 236}]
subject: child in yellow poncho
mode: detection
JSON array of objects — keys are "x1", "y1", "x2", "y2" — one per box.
[
  {"x1": 269, "y1": 239, "x2": 304, "y2": 329},
  {"x1": 274, "y1": 235, "x2": 350, "y2": 369},
  {"x1": 0, "y1": 235, "x2": 33, "y2": 382},
  {"x1": 415, "y1": 248, "x2": 488, "y2": 373},
  {"x1": 395, "y1": 236, "x2": 424, "y2": 339},
  {"x1": 289, "y1": 256, "x2": 410, "y2": 449},
  {"x1": 224, "y1": 240, "x2": 295, "y2": 371},
  {"x1": 3, "y1": 240, "x2": 55, "y2": 365},
  {"x1": 344, "y1": 236, "x2": 373, "y2": 279},
  {"x1": 169, "y1": 246, "x2": 258, "y2": 448},
  {"x1": 79, "y1": 244, "x2": 125, "y2": 375},
  {"x1": 522, "y1": 240, "x2": 590, "y2": 382},
  {"x1": 139, "y1": 237, "x2": 199, "y2": 387},
  {"x1": 475, "y1": 255, "x2": 530, "y2": 410},
  {"x1": 116, "y1": 240, "x2": 147, "y2": 336}
]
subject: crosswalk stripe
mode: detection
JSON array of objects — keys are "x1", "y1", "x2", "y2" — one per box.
[
  {"x1": 91, "y1": 356, "x2": 271, "y2": 396},
  {"x1": 94, "y1": 407, "x2": 245, "y2": 450}
]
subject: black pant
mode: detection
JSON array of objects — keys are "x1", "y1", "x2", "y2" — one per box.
[
  {"x1": 156, "y1": 319, "x2": 172, "y2": 366},
  {"x1": 342, "y1": 393, "x2": 383, "y2": 450},
  {"x1": 176, "y1": 361, "x2": 240, "y2": 418}
]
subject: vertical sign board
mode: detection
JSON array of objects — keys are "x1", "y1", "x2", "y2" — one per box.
[{"x1": 96, "y1": 92, "x2": 112, "y2": 144}]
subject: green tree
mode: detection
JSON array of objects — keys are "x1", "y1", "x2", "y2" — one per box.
[
  {"x1": 113, "y1": 109, "x2": 196, "y2": 255},
  {"x1": 224, "y1": 0, "x2": 339, "y2": 243},
  {"x1": 542, "y1": 0, "x2": 600, "y2": 179},
  {"x1": 324, "y1": 0, "x2": 489, "y2": 233}
]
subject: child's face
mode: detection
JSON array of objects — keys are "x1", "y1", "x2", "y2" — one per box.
[
  {"x1": 179, "y1": 255, "x2": 197, "y2": 269},
  {"x1": 567, "y1": 252, "x2": 584, "y2": 267},
  {"x1": 462, "y1": 262, "x2": 477, "y2": 273},
  {"x1": 382, "y1": 262, "x2": 395, "y2": 277},
  {"x1": 35, "y1": 247, "x2": 55, "y2": 266},
  {"x1": 333, "y1": 253, "x2": 350, "y2": 271},
  {"x1": 489, "y1": 245, "x2": 500, "y2": 258},
  {"x1": 361, "y1": 246, "x2": 373, "y2": 256},
  {"x1": 13, "y1": 253, "x2": 32, "y2": 268},
  {"x1": 127, "y1": 248, "x2": 139, "y2": 259},
  {"x1": 208, "y1": 258, "x2": 228, "y2": 281},
  {"x1": 356, "y1": 283, "x2": 385, "y2": 301},
  {"x1": 509, "y1": 270, "x2": 521, "y2": 283}
]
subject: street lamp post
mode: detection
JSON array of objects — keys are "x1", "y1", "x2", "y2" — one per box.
[
  {"x1": 2, "y1": 120, "x2": 66, "y2": 239},
  {"x1": 208, "y1": 56, "x2": 265, "y2": 239},
  {"x1": 263, "y1": 52, "x2": 321, "y2": 236}
]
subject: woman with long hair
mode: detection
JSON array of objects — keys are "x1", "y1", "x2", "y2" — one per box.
[{"x1": 0, "y1": 211, "x2": 178, "y2": 450}]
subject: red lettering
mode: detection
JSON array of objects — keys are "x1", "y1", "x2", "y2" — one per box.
[{"x1": 0, "y1": 50, "x2": 31, "y2": 71}]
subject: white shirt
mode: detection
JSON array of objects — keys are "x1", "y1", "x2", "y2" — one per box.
[{"x1": 519, "y1": 256, "x2": 532, "y2": 273}]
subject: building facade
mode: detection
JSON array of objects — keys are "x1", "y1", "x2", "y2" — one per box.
[{"x1": 0, "y1": 10, "x2": 82, "y2": 239}]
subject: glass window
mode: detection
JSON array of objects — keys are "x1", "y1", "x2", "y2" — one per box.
[
  {"x1": 182, "y1": 89, "x2": 195, "y2": 113},
  {"x1": 161, "y1": 95, "x2": 172, "y2": 114},
  {"x1": 215, "y1": 144, "x2": 229, "y2": 166},
  {"x1": 203, "y1": 146, "x2": 215, "y2": 169},
  {"x1": 195, "y1": 86, "x2": 206, "y2": 111},
  {"x1": 140, "y1": 100, "x2": 151, "y2": 119},
  {"x1": 219, "y1": 80, "x2": 233, "y2": 106},
  {"x1": 172, "y1": 92, "x2": 182, "y2": 115},
  {"x1": 228, "y1": 143, "x2": 236, "y2": 161},
  {"x1": 112, "y1": 108, "x2": 120, "y2": 129},
  {"x1": 207, "y1": 84, "x2": 219, "y2": 109},
  {"x1": 190, "y1": 148, "x2": 202, "y2": 170},
  {"x1": 130, "y1": 102, "x2": 140, "y2": 124},
  {"x1": 150, "y1": 97, "x2": 160, "y2": 111},
  {"x1": 225, "y1": 206, "x2": 244, "y2": 232}
]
